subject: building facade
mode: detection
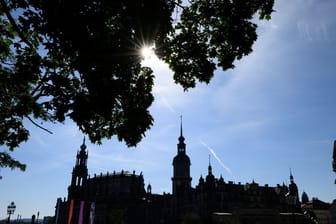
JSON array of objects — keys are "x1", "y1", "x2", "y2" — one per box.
[
  {"x1": 301, "y1": 198, "x2": 331, "y2": 224},
  {"x1": 55, "y1": 126, "x2": 312, "y2": 224}
]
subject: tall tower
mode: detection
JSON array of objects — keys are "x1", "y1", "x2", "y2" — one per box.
[
  {"x1": 68, "y1": 138, "x2": 88, "y2": 200},
  {"x1": 172, "y1": 117, "x2": 192, "y2": 196},
  {"x1": 287, "y1": 170, "x2": 300, "y2": 210}
]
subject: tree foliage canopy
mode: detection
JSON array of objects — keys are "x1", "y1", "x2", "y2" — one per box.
[{"x1": 0, "y1": 0, "x2": 274, "y2": 172}]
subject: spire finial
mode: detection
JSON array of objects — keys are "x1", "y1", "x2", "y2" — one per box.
[
  {"x1": 289, "y1": 168, "x2": 294, "y2": 181},
  {"x1": 80, "y1": 136, "x2": 87, "y2": 150},
  {"x1": 178, "y1": 115, "x2": 185, "y2": 143},
  {"x1": 209, "y1": 154, "x2": 211, "y2": 166},
  {"x1": 180, "y1": 115, "x2": 183, "y2": 137}
]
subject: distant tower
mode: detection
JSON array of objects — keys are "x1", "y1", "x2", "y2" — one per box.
[
  {"x1": 287, "y1": 169, "x2": 300, "y2": 209},
  {"x1": 301, "y1": 191, "x2": 309, "y2": 204},
  {"x1": 68, "y1": 138, "x2": 88, "y2": 200},
  {"x1": 208, "y1": 155, "x2": 212, "y2": 175},
  {"x1": 147, "y1": 183, "x2": 152, "y2": 194},
  {"x1": 172, "y1": 116, "x2": 192, "y2": 196},
  {"x1": 206, "y1": 155, "x2": 215, "y2": 185}
]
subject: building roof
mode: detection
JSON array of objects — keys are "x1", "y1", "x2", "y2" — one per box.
[{"x1": 301, "y1": 198, "x2": 330, "y2": 210}]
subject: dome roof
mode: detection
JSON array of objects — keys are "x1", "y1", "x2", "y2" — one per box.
[{"x1": 173, "y1": 154, "x2": 190, "y2": 165}]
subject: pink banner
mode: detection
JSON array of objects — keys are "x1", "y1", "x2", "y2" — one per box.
[{"x1": 78, "y1": 201, "x2": 85, "y2": 224}]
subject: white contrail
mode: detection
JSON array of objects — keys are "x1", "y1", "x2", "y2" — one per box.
[
  {"x1": 200, "y1": 140, "x2": 232, "y2": 175},
  {"x1": 159, "y1": 95, "x2": 177, "y2": 114}
]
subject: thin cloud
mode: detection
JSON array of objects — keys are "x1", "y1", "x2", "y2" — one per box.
[
  {"x1": 157, "y1": 94, "x2": 177, "y2": 114},
  {"x1": 200, "y1": 140, "x2": 232, "y2": 175},
  {"x1": 30, "y1": 131, "x2": 48, "y2": 147},
  {"x1": 297, "y1": 21, "x2": 313, "y2": 41},
  {"x1": 88, "y1": 149, "x2": 157, "y2": 173},
  {"x1": 295, "y1": 0, "x2": 335, "y2": 42},
  {"x1": 296, "y1": 21, "x2": 330, "y2": 42}
]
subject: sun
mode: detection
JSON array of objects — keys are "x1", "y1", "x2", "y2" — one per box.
[
  {"x1": 141, "y1": 46, "x2": 155, "y2": 59},
  {"x1": 140, "y1": 45, "x2": 159, "y2": 67}
]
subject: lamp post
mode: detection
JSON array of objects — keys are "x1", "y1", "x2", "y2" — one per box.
[
  {"x1": 16, "y1": 214, "x2": 22, "y2": 224},
  {"x1": 287, "y1": 195, "x2": 297, "y2": 224},
  {"x1": 7, "y1": 202, "x2": 16, "y2": 224}
]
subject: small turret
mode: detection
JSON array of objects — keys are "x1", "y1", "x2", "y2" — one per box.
[
  {"x1": 206, "y1": 155, "x2": 215, "y2": 184},
  {"x1": 301, "y1": 191, "x2": 309, "y2": 204},
  {"x1": 147, "y1": 183, "x2": 152, "y2": 194},
  {"x1": 208, "y1": 155, "x2": 213, "y2": 176}
]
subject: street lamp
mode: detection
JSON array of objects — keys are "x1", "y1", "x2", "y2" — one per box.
[
  {"x1": 7, "y1": 202, "x2": 16, "y2": 224},
  {"x1": 16, "y1": 214, "x2": 22, "y2": 224}
]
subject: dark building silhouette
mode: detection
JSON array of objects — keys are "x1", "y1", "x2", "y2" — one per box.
[
  {"x1": 301, "y1": 191, "x2": 309, "y2": 204},
  {"x1": 55, "y1": 124, "x2": 309, "y2": 224},
  {"x1": 172, "y1": 123, "x2": 192, "y2": 196},
  {"x1": 301, "y1": 198, "x2": 331, "y2": 224}
]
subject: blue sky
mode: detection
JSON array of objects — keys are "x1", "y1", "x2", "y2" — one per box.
[{"x1": 1, "y1": 0, "x2": 336, "y2": 219}]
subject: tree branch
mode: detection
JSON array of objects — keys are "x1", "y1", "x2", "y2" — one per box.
[
  {"x1": 31, "y1": 72, "x2": 49, "y2": 99},
  {"x1": 169, "y1": 0, "x2": 185, "y2": 9},
  {"x1": 26, "y1": 116, "x2": 53, "y2": 134},
  {"x1": 0, "y1": 60, "x2": 15, "y2": 66},
  {"x1": 0, "y1": 152, "x2": 26, "y2": 170},
  {"x1": 0, "y1": 0, "x2": 33, "y2": 48}
]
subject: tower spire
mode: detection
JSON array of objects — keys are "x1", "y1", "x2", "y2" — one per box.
[
  {"x1": 81, "y1": 136, "x2": 86, "y2": 151},
  {"x1": 178, "y1": 115, "x2": 185, "y2": 144},
  {"x1": 180, "y1": 115, "x2": 183, "y2": 137},
  {"x1": 290, "y1": 168, "x2": 294, "y2": 182},
  {"x1": 208, "y1": 154, "x2": 212, "y2": 175}
]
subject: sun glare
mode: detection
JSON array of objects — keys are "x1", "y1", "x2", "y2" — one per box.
[
  {"x1": 141, "y1": 45, "x2": 158, "y2": 67},
  {"x1": 141, "y1": 46, "x2": 155, "y2": 59}
]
